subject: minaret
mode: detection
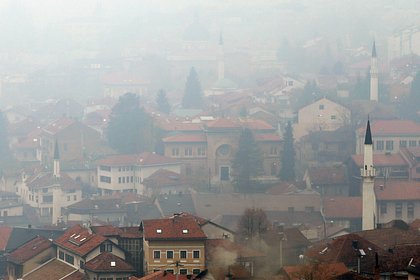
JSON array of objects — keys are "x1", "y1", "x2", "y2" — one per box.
[
  {"x1": 217, "y1": 31, "x2": 225, "y2": 81},
  {"x1": 361, "y1": 119, "x2": 376, "y2": 230},
  {"x1": 370, "y1": 41, "x2": 379, "y2": 101},
  {"x1": 53, "y1": 140, "x2": 60, "y2": 178}
]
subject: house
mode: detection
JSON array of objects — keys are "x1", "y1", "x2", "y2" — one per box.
[
  {"x1": 143, "y1": 169, "x2": 188, "y2": 196},
  {"x1": 129, "y1": 270, "x2": 190, "y2": 280},
  {"x1": 303, "y1": 165, "x2": 350, "y2": 196},
  {"x1": 400, "y1": 147, "x2": 420, "y2": 181},
  {"x1": 280, "y1": 262, "x2": 350, "y2": 280},
  {"x1": 96, "y1": 152, "x2": 182, "y2": 195},
  {"x1": 295, "y1": 98, "x2": 351, "y2": 140},
  {"x1": 84, "y1": 252, "x2": 135, "y2": 280},
  {"x1": 6, "y1": 236, "x2": 55, "y2": 280},
  {"x1": 141, "y1": 214, "x2": 207, "y2": 276},
  {"x1": 355, "y1": 119, "x2": 420, "y2": 155},
  {"x1": 322, "y1": 197, "x2": 362, "y2": 232}
]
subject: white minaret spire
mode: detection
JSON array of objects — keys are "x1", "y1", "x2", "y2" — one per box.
[
  {"x1": 217, "y1": 31, "x2": 225, "y2": 81},
  {"x1": 53, "y1": 140, "x2": 61, "y2": 178},
  {"x1": 362, "y1": 119, "x2": 376, "y2": 230},
  {"x1": 370, "y1": 41, "x2": 379, "y2": 101}
]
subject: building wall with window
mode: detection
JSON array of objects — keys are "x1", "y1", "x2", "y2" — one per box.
[
  {"x1": 377, "y1": 200, "x2": 419, "y2": 224},
  {"x1": 143, "y1": 240, "x2": 205, "y2": 276}
]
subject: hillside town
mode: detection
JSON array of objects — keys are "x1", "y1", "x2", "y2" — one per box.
[{"x1": 1, "y1": 1, "x2": 420, "y2": 280}]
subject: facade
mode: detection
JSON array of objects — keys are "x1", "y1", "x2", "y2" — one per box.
[
  {"x1": 141, "y1": 214, "x2": 207, "y2": 276},
  {"x1": 295, "y1": 98, "x2": 351, "y2": 139},
  {"x1": 96, "y1": 152, "x2": 182, "y2": 195},
  {"x1": 355, "y1": 119, "x2": 420, "y2": 155}
]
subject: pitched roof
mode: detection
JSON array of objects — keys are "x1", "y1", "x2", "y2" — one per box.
[
  {"x1": 156, "y1": 193, "x2": 196, "y2": 217},
  {"x1": 323, "y1": 197, "x2": 362, "y2": 219},
  {"x1": 0, "y1": 227, "x2": 13, "y2": 251},
  {"x1": 282, "y1": 262, "x2": 349, "y2": 280},
  {"x1": 130, "y1": 271, "x2": 189, "y2": 280},
  {"x1": 62, "y1": 271, "x2": 88, "y2": 280},
  {"x1": 91, "y1": 225, "x2": 123, "y2": 237},
  {"x1": 206, "y1": 118, "x2": 240, "y2": 129},
  {"x1": 162, "y1": 133, "x2": 207, "y2": 143},
  {"x1": 26, "y1": 172, "x2": 82, "y2": 190},
  {"x1": 307, "y1": 166, "x2": 347, "y2": 185},
  {"x1": 254, "y1": 133, "x2": 282, "y2": 142},
  {"x1": 84, "y1": 252, "x2": 135, "y2": 273},
  {"x1": 53, "y1": 224, "x2": 107, "y2": 257},
  {"x1": 66, "y1": 197, "x2": 127, "y2": 213},
  {"x1": 357, "y1": 120, "x2": 420, "y2": 137},
  {"x1": 355, "y1": 226, "x2": 420, "y2": 250},
  {"x1": 142, "y1": 215, "x2": 207, "y2": 241},
  {"x1": 7, "y1": 236, "x2": 52, "y2": 264},
  {"x1": 23, "y1": 259, "x2": 77, "y2": 280},
  {"x1": 97, "y1": 152, "x2": 178, "y2": 166},
  {"x1": 43, "y1": 118, "x2": 76, "y2": 135},
  {"x1": 375, "y1": 180, "x2": 420, "y2": 200},
  {"x1": 364, "y1": 120, "x2": 373, "y2": 144},
  {"x1": 143, "y1": 169, "x2": 185, "y2": 188},
  {"x1": 351, "y1": 153, "x2": 408, "y2": 167}
]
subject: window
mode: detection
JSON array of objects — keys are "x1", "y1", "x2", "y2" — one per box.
[
  {"x1": 166, "y1": 269, "x2": 174, "y2": 274},
  {"x1": 59, "y1": 250, "x2": 64, "y2": 260},
  {"x1": 65, "y1": 254, "x2": 74, "y2": 265},
  {"x1": 376, "y1": 140, "x2": 384, "y2": 151},
  {"x1": 118, "y1": 177, "x2": 122, "y2": 184},
  {"x1": 385, "y1": 140, "x2": 394, "y2": 151},
  {"x1": 100, "y1": 244, "x2": 112, "y2": 252},
  {"x1": 319, "y1": 104, "x2": 325, "y2": 110},
  {"x1": 185, "y1": 147, "x2": 193, "y2": 157},
  {"x1": 166, "y1": 250, "x2": 174, "y2": 259},
  {"x1": 395, "y1": 202, "x2": 402, "y2": 218},
  {"x1": 179, "y1": 269, "x2": 188, "y2": 275},
  {"x1": 197, "y1": 146, "x2": 206, "y2": 156},
  {"x1": 80, "y1": 260, "x2": 84, "y2": 269},
  {"x1": 73, "y1": 195, "x2": 77, "y2": 201},
  {"x1": 408, "y1": 202, "x2": 415, "y2": 218},
  {"x1": 288, "y1": 207, "x2": 295, "y2": 212},
  {"x1": 172, "y1": 148, "x2": 179, "y2": 156},
  {"x1": 193, "y1": 250, "x2": 200, "y2": 259},
  {"x1": 305, "y1": 207, "x2": 314, "y2": 213},
  {"x1": 193, "y1": 269, "x2": 201, "y2": 275},
  {"x1": 270, "y1": 146, "x2": 278, "y2": 155},
  {"x1": 130, "y1": 176, "x2": 133, "y2": 183},
  {"x1": 330, "y1": 115, "x2": 337, "y2": 120},
  {"x1": 43, "y1": 195, "x2": 53, "y2": 203},
  {"x1": 154, "y1": 250, "x2": 161, "y2": 259},
  {"x1": 100, "y1": 176, "x2": 111, "y2": 183},
  {"x1": 100, "y1": 165, "x2": 111, "y2": 171},
  {"x1": 122, "y1": 177, "x2": 126, "y2": 183},
  {"x1": 400, "y1": 140, "x2": 407, "y2": 148},
  {"x1": 180, "y1": 250, "x2": 187, "y2": 259},
  {"x1": 67, "y1": 196, "x2": 70, "y2": 202},
  {"x1": 410, "y1": 140, "x2": 417, "y2": 147},
  {"x1": 380, "y1": 202, "x2": 387, "y2": 214},
  {"x1": 416, "y1": 167, "x2": 420, "y2": 173},
  {"x1": 220, "y1": 166, "x2": 230, "y2": 181}
]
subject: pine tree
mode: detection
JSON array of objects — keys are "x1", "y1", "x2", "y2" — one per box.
[
  {"x1": 232, "y1": 128, "x2": 263, "y2": 192},
  {"x1": 156, "y1": 89, "x2": 170, "y2": 114},
  {"x1": 0, "y1": 110, "x2": 10, "y2": 159},
  {"x1": 182, "y1": 67, "x2": 203, "y2": 109},
  {"x1": 107, "y1": 93, "x2": 154, "y2": 154},
  {"x1": 280, "y1": 121, "x2": 296, "y2": 182}
]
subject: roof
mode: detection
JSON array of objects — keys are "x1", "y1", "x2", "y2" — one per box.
[
  {"x1": 206, "y1": 118, "x2": 240, "y2": 129},
  {"x1": 0, "y1": 227, "x2": 13, "y2": 251},
  {"x1": 53, "y1": 224, "x2": 107, "y2": 257},
  {"x1": 375, "y1": 180, "x2": 420, "y2": 200},
  {"x1": 7, "y1": 236, "x2": 52, "y2": 264},
  {"x1": 91, "y1": 225, "x2": 123, "y2": 237},
  {"x1": 206, "y1": 239, "x2": 265, "y2": 259},
  {"x1": 323, "y1": 197, "x2": 362, "y2": 219},
  {"x1": 66, "y1": 197, "x2": 127, "y2": 214},
  {"x1": 143, "y1": 169, "x2": 185, "y2": 188},
  {"x1": 142, "y1": 214, "x2": 207, "y2": 241},
  {"x1": 351, "y1": 153, "x2": 408, "y2": 167},
  {"x1": 156, "y1": 193, "x2": 196, "y2": 217},
  {"x1": 355, "y1": 226, "x2": 420, "y2": 250},
  {"x1": 84, "y1": 252, "x2": 135, "y2": 273},
  {"x1": 282, "y1": 262, "x2": 349, "y2": 280},
  {"x1": 23, "y1": 259, "x2": 77, "y2": 280},
  {"x1": 307, "y1": 166, "x2": 347, "y2": 185},
  {"x1": 364, "y1": 120, "x2": 372, "y2": 145},
  {"x1": 43, "y1": 118, "x2": 76, "y2": 135},
  {"x1": 357, "y1": 120, "x2": 420, "y2": 137},
  {"x1": 130, "y1": 271, "x2": 189, "y2": 280},
  {"x1": 62, "y1": 271, "x2": 87, "y2": 280},
  {"x1": 254, "y1": 133, "x2": 282, "y2": 142},
  {"x1": 265, "y1": 183, "x2": 302, "y2": 195},
  {"x1": 26, "y1": 172, "x2": 82, "y2": 190},
  {"x1": 162, "y1": 133, "x2": 207, "y2": 143},
  {"x1": 97, "y1": 152, "x2": 178, "y2": 167}
]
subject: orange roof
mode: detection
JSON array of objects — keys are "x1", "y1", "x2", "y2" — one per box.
[
  {"x1": 130, "y1": 271, "x2": 189, "y2": 280},
  {"x1": 84, "y1": 252, "x2": 135, "y2": 272},
  {"x1": 308, "y1": 166, "x2": 347, "y2": 185},
  {"x1": 43, "y1": 118, "x2": 76, "y2": 135},
  {"x1": 282, "y1": 262, "x2": 349, "y2": 280},
  {"x1": 0, "y1": 227, "x2": 13, "y2": 250},
  {"x1": 7, "y1": 236, "x2": 52, "y2": 264},
  {"x1": 142, "y1": 215, "x2": 206, "y2": 241},
  {"x1": 351, "y1": 154, "x2": 408, "y2": 167},
  {"x1": 240, "y1": 119, "x2": 274, "y2": 130},
  {"x1": 375, "y1": 180, "x2": 420, "y2": 200},
  {"x1": 206, "y1": 118, "x2": 240, "y2": 129},
  {"x1": 162, "y1": 133, "x2": 207, "y2": 143},
  {"x1": 97, "y1": 152, "x2": 178, "y2": 166},
  {"x1": 358, "y1": 120, "x2": 420, "y2": 137},
  {"x1": 323, "y1": 197, "x2": 362, "y2": 219}
]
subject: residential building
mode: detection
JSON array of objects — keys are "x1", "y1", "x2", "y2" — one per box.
[
  {"x1": 303, "y1": 166, "x2": 349, "y2": 197},
  {"x1": 295, "y1": 98, "x2": 351, "y2": 140},
  {"x1": 355, "y1": 119, "x2": 420, "y2": 155},
  {"x1": 323, "y1": 197, "x2": 362, "y2": 232},
  {"x1": 96, "y1": 152, "x2": 182, "y2": 195},
  {"x1": 141, "y1": 214, "x2": 207, "y2": 276}
]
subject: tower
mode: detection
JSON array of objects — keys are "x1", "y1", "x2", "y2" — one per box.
[
  {"x1": 217, "y1": 31, "x2": 225, "y2": 81},
  {"x1": 361, "y1": 119, "x2": 376, "y2": 230},
  {"x1": 370, "y1": 41, "x2": 379, "y2": 101},
  {"x1": 53, "y1": 140, "x2": 60, "y2": 178}
]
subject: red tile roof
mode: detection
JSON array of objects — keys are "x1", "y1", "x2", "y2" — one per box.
[
  {"x1": 54, "y1": 224, "x2": 107, "y2": 257},
  {"x1": 282, "y1": 262, "x2": 349, "y2": 280},
  {"x1": 0, "y1": 227, "x2": 13, "y2": 251},
  {"x1": 206, "y1": 239, "x2": 265, "y2": 259},
  {"x1": 62, "y1": 271, "x2": 87, "y2": 280},
  {"x1": 91, "y1": 225, "x2": 123, "y2": 236},
  {"x1": 43, "y1": 118, "x2": 76, "y2": 135},
  {"x1": 307, "y1": 166, "x2": 347, "y2": 185},
  {"x1": 142, "y1": 215, "x2": 207, "y2": 241},
  {"x1": 97, "y1": 152, "x2": 178, "y2": 166},
  {"x1": 240, "y1": 119, "x2": 274, "y2": 130},
  {"x1": 254, "y1": 133, "x2": 282, "y2": 142},
  {"x1": 84, "y1": 252, "x2": 135, "y2": 273},
  {"x1": 7, "y1": 236, "x2": 52, "y2": 264},
  {"x1": 375, "y1": 180, "x2": 420, "y2": 200},
  {"x1": 323, "y1": 197, "x2": 362, "y2": 219},
  {"x1": 351, "y1": 154, "x2": 408, "y2": 167},
  {"x1": 143, "y1": 169, "x2": 184, "y2": 188},
  {"x1": 23, "y1": 259, "x2": 77, "y2": 280},
  {"x1": 357, "y1": 120, "x2": 420, "y2": 137},
  {"x1": 130, "y1": 271, "x2": 189, "y2": 280},
  {"x1": 206, "y1": 118, "x2": 241, "y2": 129},
  {"x1": 26, "y1": 172, "x2": 82, "y2": 190},
  {"x1": 162, "y1": 134, "x2": 207, "y2": 143}
]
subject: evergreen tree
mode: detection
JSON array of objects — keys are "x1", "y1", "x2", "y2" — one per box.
[
  {"x1": 107, "y1": 93, "x2": 154, "y2": 154},
  {"x1": 0, "y1": 110, "x2": 11, "y2": 160},
  {"x1": 350, "y1": 73, "x2": 370, "y2": 100},
  {"x1": 156, "y1": 89, "x2": 170, "y2": 114},
  {"x1": 232, "y1": 128, "x2": 263, "y2": 192},
  {"x1": 280, "y1": 121, "x2": 296, "y2": 182},
  {"x1": 182, "y1": 67, "x2": 203, "y2": 109},
  {"x1": 400, "y1": 71, "x2": 420, "y2": 121}
]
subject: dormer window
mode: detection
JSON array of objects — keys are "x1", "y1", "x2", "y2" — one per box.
[
  {"x1": 156, "y1": 229, "x2": 162, "y2": 234},
  {"x1": 182, "y1": 229, "x2": 189, "y2": 234}
]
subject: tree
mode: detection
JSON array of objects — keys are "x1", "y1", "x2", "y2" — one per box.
[
  {"x1": 280, "y1": 121, "x2": 296, "y2": 182},
  {"x1": 399, "y1": 71, "x2": 420, "y2": 121},
  {"x1": 232, "y1": 128, "x2": 263, "y2": 193},
  {"x1": 106, "y1": 93, "x2": 154, "y2": 154},
  {"x1": 350, "y1": 72, "x2": 370, "y2": 100},
  {"x1": 156, "y1": 89, "x2": 170, "y2": 114},
  {"x1": 237, "y1": 208, "x2": 270, "y2": 244},
  {"x1": 0, "y1": 110, "x2": 11, "y2": 160},
  {"x1": 182, "y1": 67, "x2": 203, "y2": 109}
]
